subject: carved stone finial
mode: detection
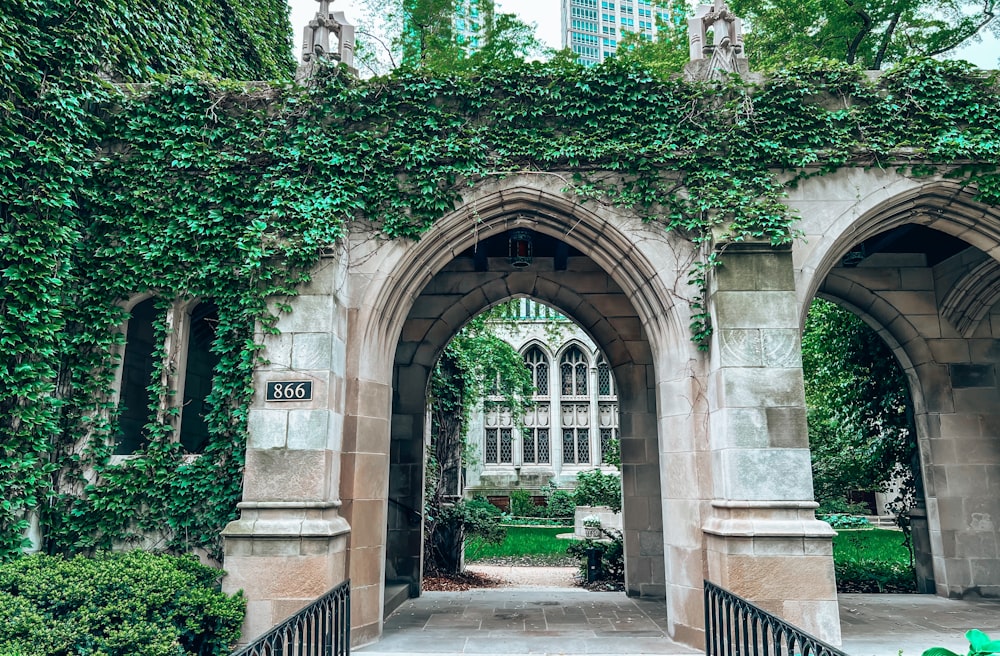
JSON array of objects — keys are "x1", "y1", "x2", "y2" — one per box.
[
  {"x1": 301, "y1": 0, "x2": 355, "y2": 69},
  {"x1": 686, "y1": 0, "x2": 747, "y2": 80}
]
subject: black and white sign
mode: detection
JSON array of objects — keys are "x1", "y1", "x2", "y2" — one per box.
[{"x1": 265, "y1": 381, "x2": 313, "y2": 401}]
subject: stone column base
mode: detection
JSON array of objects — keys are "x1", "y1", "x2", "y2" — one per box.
[
  {"x1": 704, "y1": 500, "x2": 841, "y2": 645},
  {"x1": 222, "y1": 501, "x2": 351, "y2": 645}
]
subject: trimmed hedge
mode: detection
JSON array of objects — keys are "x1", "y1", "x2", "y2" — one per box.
[{"x1": 0, "y1": 551, "x2": 244, "y2": 656}]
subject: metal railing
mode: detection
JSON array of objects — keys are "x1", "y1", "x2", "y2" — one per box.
[
  {"x1": 704, "y1": 580, "x2": 849, "y2": 656},
  {"x1": 232, "y1": 580, "x2": 350, "y2": 656}
]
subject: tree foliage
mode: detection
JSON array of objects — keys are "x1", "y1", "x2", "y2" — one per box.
[
  {"x1": 355, "y1": 0, "x2": 545, "y2": 75},
  {"x1": 802, "y1": 299, "x2": 916, "y2": 509},
  {"x1": 729, "y1": 0, "x2": 1000, "y2": 69}
]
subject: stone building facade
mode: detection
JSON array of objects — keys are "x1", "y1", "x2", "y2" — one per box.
[
  {"x1": 464, "y1": 299, "x2": 621, "y2": 502},
  {"x1": 210, "y1": 169, "x2": 1000, "y2": 650}
]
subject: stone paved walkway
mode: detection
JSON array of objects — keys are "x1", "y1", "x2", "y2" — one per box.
[
  {"x1": 356, "y1": 586, "x2": 1000, "y2": 656},
  {"x1": 356, "y1": 587, "x2": 697, "y2": 655}
]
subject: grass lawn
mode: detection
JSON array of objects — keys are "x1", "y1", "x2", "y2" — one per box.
[
  {"x1": 466, "y1": 525, "x2": 579, "y2": 562},
  {"x1": 832, "y1": 528, "x2": 916, "y2": 592},
  {"x1": 833, "y1": 527, "x2": 911, "y2": 561}
]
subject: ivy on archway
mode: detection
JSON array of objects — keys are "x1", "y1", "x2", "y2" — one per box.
[{"x1": 2, "y1": 53, "x2": 999, "y2": 560}]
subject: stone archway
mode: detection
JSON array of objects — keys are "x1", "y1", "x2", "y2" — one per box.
[
  {"x1": 341, "y1": 179, "x2": 698, "y2": 645},
  {"x1": 793, "y1": 174, "x2": 1000, "y2": 600},
  {"x1": 224, "y1": 174, "x2": 843, "y2": 649},
  {"x1": 385, "y1": 246, "x2": 665, "y2": 602}
]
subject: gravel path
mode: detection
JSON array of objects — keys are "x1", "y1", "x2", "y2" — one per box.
[{"x1": 466, "y1": 564, "x2": 579, "y2": 588}]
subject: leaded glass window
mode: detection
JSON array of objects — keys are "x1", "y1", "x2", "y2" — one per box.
[
  {"x1": 484, "y1": 404, "x2": 513, "y2": 465},
  {"x1": 597, "y1": 356, "x2": 613, "y2": 396},
  {"x1": 485, "y1": 428, "x2": 498, "y2": 463},
  {"x1": 522, "y1": 403, "x2": 550, "y2": 464},
  {"x1": 560, "y1": 346, "x2": 588, "y2": 396},
  {"x1": 499, "y1": 428, "x2": 513, "y2": 463},
  {"x1": 599, "y1": 402, "x2": 618, "y2": 464},
  {"x1": 561, "y1": 402, "x2": 590, "y2": 464},
  {"x1": 525, "y1": 346, "x2": 549, "y2": 396}
]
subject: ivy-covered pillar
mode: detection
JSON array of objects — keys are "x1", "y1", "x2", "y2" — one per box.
[
  {"x1": 221, "y1": 256, "x2": 351, "y2": 644},
  {"x1": 703, "y1": 239, "x2": 841, "y2": 643}
]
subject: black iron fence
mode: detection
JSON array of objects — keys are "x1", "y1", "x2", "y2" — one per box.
[
  {"x1": 704, "y1": 580, "x2": 849, "y2": 656},
  {"x1": 232, "y1": 580, "x2": 350, "y2": 656}
]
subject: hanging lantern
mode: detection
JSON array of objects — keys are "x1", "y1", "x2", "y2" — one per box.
[{"x1": 509, "y1": 229, "x2": 533, "y2": 268}]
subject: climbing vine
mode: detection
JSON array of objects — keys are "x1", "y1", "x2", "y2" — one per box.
[{"x1": 2, "y1": 20, "x2": 999, "y2": 563}]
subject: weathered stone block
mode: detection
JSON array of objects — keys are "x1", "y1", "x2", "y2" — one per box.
[
  {"x1": 719, "y1": 448, "x2": 815, "y2": 501},
  {"x1": 248, "y1": 409, "x2": 287, "y2": 449},
  {"x1": 287, "y1": 410, "x2": 330, "y2": 450},
  {"x1": 714, "y1": 291, "x2": 798, "y2": 329},
  {"x1": 765, "y1": 406, "x2": 808, "y2": 448},
  {"x1": 291, "y1": 332, "x2": 333, "y2": 370},
  {"x1": 718, "y1": 367, "x2": 804, "y2": 409},
  {"x1": 274, "y1": 295, "x2": 333, "y2": 334},
  {"x1": 243, "y1": 449, "x2": 330, "y2": 501}
]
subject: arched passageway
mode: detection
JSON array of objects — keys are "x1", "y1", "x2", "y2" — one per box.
[
  {"x1": 225, "y1": 174, "x2": 859, "y2": 648},
  {"x1": 385, "y1": 229, "x2": 665, "y2": 601},
  {"x1": 793, "y1": 176, "x2": 1000, "y2": 600}
]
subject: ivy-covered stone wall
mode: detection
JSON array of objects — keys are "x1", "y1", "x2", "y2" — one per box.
[{"x1": 2, "y1": 21, "x2": 999, "y2": 563}]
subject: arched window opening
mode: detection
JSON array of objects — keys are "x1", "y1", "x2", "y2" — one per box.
[
  {"x1": 179, "y1": 301, "x2": 220, "y2": 453},
  {"x1": 560, "y1": 346, "x2": 588, "y2": 396},
  {"x1": 525, "y1": 346, "x2": 549, "y2": 396},
  {"x1": 116, "y1": 298, "x2": 157, "y2": 455},
  {"x1": 523, "y1": 346, "x2": 552, "y2": 464}
]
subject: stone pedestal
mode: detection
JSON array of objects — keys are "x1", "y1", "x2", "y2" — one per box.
[
  {"x1": 222, "y1": 501, "x2": 350, "y2": 644},
  {"x1": 704, "y1": 501, "x2": 841, "y2": 644}
]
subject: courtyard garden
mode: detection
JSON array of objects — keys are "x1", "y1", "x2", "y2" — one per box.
[{"x1": 463, "y1": 510, "x2": 917, "y2": 594}]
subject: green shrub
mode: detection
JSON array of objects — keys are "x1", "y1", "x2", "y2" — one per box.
[
  {"x1": 566, "y1": 528, "x2": 624, "y2": 584},
  {"x1": 509, "y1": 489, "x2": 539, "y2": 518},
  {"x1": 0, "y1": 551, "x2": 245, "y2": 656},
  {"x1": 573, "y1": 469, "x2": 622, "y2": 512},
  {"x1": 820, "y1": 513, "x2": 872, "y2": 529},
  {"x1": 545, "y1": 490, "x2": 576, "y2": 522}
]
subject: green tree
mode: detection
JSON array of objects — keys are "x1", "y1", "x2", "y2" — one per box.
[
  {"x1": 614, "y1": 0, "x2": 692, "y2": 76},
  {"x1": 802, "y1": 299, "x2": 916, "y2": 511},
  {"x1": 729, "y1": 0, "x2": 999, "y2": 69},
  {"x1": 424, "y1": 304, "x2": 535, "y2": 573},
  {"x1": 357, "y1": 0, "x2": 544, "y2": 74}
]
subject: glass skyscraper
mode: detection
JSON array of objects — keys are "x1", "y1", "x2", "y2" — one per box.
[{"x1": 561, "y1": 0, "x2": 670, "y2": 65}]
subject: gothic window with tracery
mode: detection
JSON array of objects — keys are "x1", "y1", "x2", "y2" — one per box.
[
  {"x1": 483, "y1": 404, "x2": 514, "y2": 464},
  {"x1": 599, "y1": 402, "x2": 619, "y2": 464},
  {"x1": 560, "y1": 346, "x2": 588, "y2": 396},
  {"x1": 597, "y1": 356, "x2": 614, "y2": 396},
  {"x1": 525, "y1": 346, "x2": 549, "y2": 396},
  {"x1": 522, "y1": 404, "x2": 550, "y2": 464},
  {"x1": 560, "y1": 402, "x2": 591, "y2": 464}
]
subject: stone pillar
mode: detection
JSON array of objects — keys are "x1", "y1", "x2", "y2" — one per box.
[
  {"x1": 704, "y1": 240, "x2": 840, "y2": 643},
  {"x1": 918, "y1": 351, "x2": 1000, "y2": 598},
  {"x1": 222, "y1": 257, "x2": 351, "y2": 644},
  {"x1": 618, "y1": 362, "x2": 666, "y2": 599}
]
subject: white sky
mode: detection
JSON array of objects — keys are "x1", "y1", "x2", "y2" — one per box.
[{"x1": 288, "y1": 0, "x2": 997, "y2": 68}]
